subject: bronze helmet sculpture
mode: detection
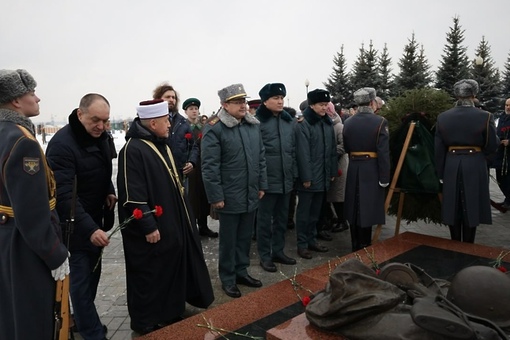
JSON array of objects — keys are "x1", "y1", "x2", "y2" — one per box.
[{"x1": 446, "y1": 265, "x2": 510, "y2": 328}]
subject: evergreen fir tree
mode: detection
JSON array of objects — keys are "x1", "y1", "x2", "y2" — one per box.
[
  {"x1": 501, "y1": 52, "x2": 510, "y2": 98},
  {"x1": 378, "y1": 43, "x2": 394, "y2": 101},
  {"x1": 394, "y1": 33, "x2": 432, "y2": 94},
  {"x1": 324, "y1": 45, "x2": 352, "y2": 106},
  {"x1": 471, "y1": 36, "x2": 502, "y2": 113},
  {"x1": 435, "y1": 16, "x2": 470, "y2": 96},
  {"x1": 350, "y1": 41, "x2": 379, "y2": 91},
  {"x1": 417, "y1": 45, "x2": 433, "y2": 88}
]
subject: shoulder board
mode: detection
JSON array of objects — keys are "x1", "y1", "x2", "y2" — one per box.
[
  {"x1": 16, "y1": 125, "x2": 37, "y2": 141},
  {"x1": 208, "y1": 116, "x2": 219, "y2": 126}
]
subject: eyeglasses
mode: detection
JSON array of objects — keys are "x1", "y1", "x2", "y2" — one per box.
[{"x1": 227, "y1": 99, "x2": 247, "y2": 105}]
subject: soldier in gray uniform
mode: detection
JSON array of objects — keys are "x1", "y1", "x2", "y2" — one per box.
[
  {"x1": 435, "y1": 79, "x2": 499, "y2": 243},
  {"x1": 343, "y1": 87, "x2": 390, "y2": 251},
  {"x1": 201, "y1": 84, "x2": 267, "y2": 298}
]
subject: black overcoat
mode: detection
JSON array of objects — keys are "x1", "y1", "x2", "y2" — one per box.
[
  {"x1": 435, "y1": 104, "x2": 499, "y2": 227},
  {"x1": 255, "y1": 105, "x2": 296, "y2": 194},
  {"x1": 117, "y1": 119, "x2": 213, "y2": 329},
  {"x1": 295, "y1": 107, "x2": 337, "y2": 192},
  {"x1": 0, "y1": 109, "x2": 67, "y2": 340},
  {"x1": 343, "y1": 107, "x2": 390, "y2": 227}
]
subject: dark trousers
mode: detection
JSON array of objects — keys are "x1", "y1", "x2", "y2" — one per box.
[
  {"x1": 69, "y1": 251, "x2": 106, "y2": 340},
  {"x1": 256, "y1": 193, "x2": 291, "y2": 262},
  {"x1": 317, "y1": 196, "x2": 333, "y2": 231},
  {"x1": 449, "y1": 170, "x2": 477, "y2": 243},
  {"x1": 296, "y1": 191, "x2": 324, "y2": 249},
  {"x1": 496, "y1": 169, "x2": 510, "y2": 204},
  {"x1": 347, "y1": 184, "x2": 372, "y2": 251},
  {"x1": 332, "y1": 202, "x2": 345, "y2": 222},
  {"x1": 218, "y1": 211, "x2": 256, "y2": 285},
  {"x1": 287, "y1": 190, "x2": 297, "y2": 226}
]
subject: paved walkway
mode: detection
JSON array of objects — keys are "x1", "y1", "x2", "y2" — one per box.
[{"x1": 75, "y1": 168, "x2": 510, "y2": 340}]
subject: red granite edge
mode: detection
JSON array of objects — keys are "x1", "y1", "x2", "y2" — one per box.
[{"x1": 140, "y1": 274, "x2": 326, "y2": 339}]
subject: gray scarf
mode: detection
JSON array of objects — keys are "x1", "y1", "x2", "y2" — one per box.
[{"x1": 0, "y1": 108, "x2": 36, "y2": 135}]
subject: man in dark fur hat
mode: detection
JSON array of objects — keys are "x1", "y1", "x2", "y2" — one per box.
[
  {"x1": 294, "y1": 89, "x2": 337, "y2": 259},
  {"x1": 255, "y1": 83, "x2": 297, "y2": 272}
]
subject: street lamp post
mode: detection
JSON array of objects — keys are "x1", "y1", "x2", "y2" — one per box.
[{"x1": 304, "y1": 79, "x2": 310, "y2": 95}]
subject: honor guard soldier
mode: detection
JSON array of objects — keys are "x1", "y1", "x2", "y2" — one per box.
[
  {"x1": 343, "y1": 87, "x2": 390, "y2": 251},
  {"x1": 0, "y1": 69, "x2": 69, "y2": 339},
  {"x1": 435, "y1": 79, "x2": 499, "y2": 243}
]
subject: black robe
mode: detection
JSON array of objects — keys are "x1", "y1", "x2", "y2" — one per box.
[{"x1": 117, "y1": 119, "x2": 214, "y2": 330}]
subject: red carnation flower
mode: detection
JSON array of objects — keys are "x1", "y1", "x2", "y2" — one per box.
[
  {"x1": 497, "y1": 266, "x2": 508, "y2": 273},
  {"x1": 184, "y1": 133, "x2": 193, "y2": 140},
  {"x1": 302, "y1": 296, "x2": 311, "y2": 306},
  {"x1": 154, "y1": 205, "x2": 163, "y2": 217},
  {"x1": 375, "y1": 269, "x2": 381, "y2": 275},
  {"x1": 198, "y1": 133, "x2": 203, "y2": 139},
  {"x1": 133, "y1": 208, "x2": 144, "y2": 220},
  {"x1": 338, "y1": 169, "x2": 342, "y2": 176}
]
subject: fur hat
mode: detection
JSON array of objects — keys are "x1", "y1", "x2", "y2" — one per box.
[
  {"x1": 307, "y1": 89, "x2": 331, "y2": 105},
  {"x1": 137, "y1": 99, "x2": 169, "y2": 119},
  {"x1": 218, "y1": 83, "x2": 248, "y2": 103},
  {"x1": 353, "y1": 87, "x2": 376, "y2": 106},
  {"x1": 259, "y1": 83, "x2": 286, "y2": 102},
  {"x1": 0, "y1": 69, "x2": 37, "y2": 104},
  {"x1": 299, "y1": 100, "x2": 308, "y2": 112},
  {"x1": 453, "y1": 79, "x2": 479, "y2": 98},
  {"x1": 182, "y1": 97, "x2": 201, "y2": 110}
]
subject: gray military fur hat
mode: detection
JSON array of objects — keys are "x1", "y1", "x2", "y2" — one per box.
[
  {"x1": 0, "y1": 69, "x2": 37, "y2": 104},
  {"x1": 218, "y1": 83, "x2": 248, "y2": 103},
  {"x1": 353, "y1": 87, "x2": 376, "y2": 105},
  {"x1": 453, "y1": 79, "x2": 479, "y2": 98}
]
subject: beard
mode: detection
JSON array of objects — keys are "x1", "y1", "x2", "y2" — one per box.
[{"x1": 167, "y1": 102, "x2": 178, "y2": 113}]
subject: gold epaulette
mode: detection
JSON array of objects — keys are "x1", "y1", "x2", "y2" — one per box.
[{"x1": 208, "y1": 116, "x2": 219, "y2": 125}]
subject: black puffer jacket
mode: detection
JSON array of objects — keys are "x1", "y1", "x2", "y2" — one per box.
[{"x1": 46, "y1": 109, "x2": 115, "y2": 253}]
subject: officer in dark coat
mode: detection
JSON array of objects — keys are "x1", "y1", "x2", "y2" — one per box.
[
  {"x1": 117, "y1": 100, "x2": 214, "y2": 335},
  {"x1": 343, "y1": 87, "x2": 390, "y2": 251},
  {"x1": 255, "y1": 83, "x2": 297, "y2": 272},
  {"x1": 152, "y1": 83, "x2": 199, "y2": 180},
  {"x1": 202, "y1": 83, "x2": 268, "y2": 298},
  {"x1": 295, "y1": 89, "x2": 337, "y2": 259},
  {"x1": 0, "y1": 69, "x2": 68, "y2": 340},
  {"x1": 435, "y1": 79, "x2": 499, "y2": 243},
  {"x1": 46, "y1": 93, "x2": 116, "y2": 340}
]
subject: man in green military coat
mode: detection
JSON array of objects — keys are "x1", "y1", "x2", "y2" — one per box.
[{"x1": 202, "y1": 83, "x2": 268, "y2": 298}]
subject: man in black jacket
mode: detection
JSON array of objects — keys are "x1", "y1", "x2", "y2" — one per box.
[{"x1": 46, "y1": 93, "x2": 116, "y2": 340}]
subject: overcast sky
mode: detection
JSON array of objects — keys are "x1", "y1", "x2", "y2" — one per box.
[{"x1": 2, "y1": 0, "x2": 509, "y2": 124}]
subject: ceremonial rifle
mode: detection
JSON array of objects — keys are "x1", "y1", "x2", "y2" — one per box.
[{"x1": 53, "y1": 176, "x2": 76, "y2": 340}]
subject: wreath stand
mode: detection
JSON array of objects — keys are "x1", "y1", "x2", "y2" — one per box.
[{"x1": 372, "y1": 122, "x2": 416, "y2": 243}]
